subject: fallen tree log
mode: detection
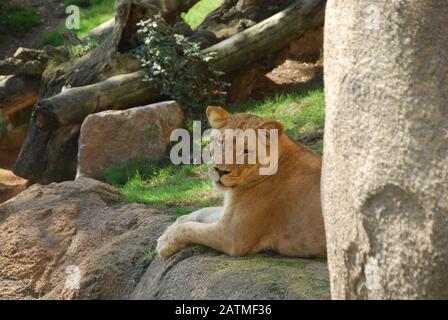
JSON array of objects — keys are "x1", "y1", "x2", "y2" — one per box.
[
  {"x1": 15, "y1": 0, "x2": 325, "y2": 184},
  {"x1": 35, "y1": 0, "x2": 324, "y2": 128},
  {"x1": 204, "y1": 0, "x2": 325, "y2": 73},
  {"x1": 35, "y1": 71, "x2": 159, "y2": 127},
  {"x1": 198, "y1": 0, "x2": 296, "y2": 39}
]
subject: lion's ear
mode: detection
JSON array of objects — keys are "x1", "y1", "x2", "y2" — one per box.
[
  {"x1": 259, "y1": 121, "x2": 284, "y2": 135},
  {"x1": 206, "y1": 106, "x2": 231, "y2": 129}
]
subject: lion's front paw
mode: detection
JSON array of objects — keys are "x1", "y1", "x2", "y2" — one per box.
[
  {"x1": 156, "y1": 236, "x2": 179, "y2": 258},
  {"x1": 156, "y1": 225, "x2": 186, "y2": 258}
]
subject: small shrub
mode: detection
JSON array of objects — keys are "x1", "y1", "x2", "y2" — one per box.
[{"x1": 133, "y1": 16, "x2": 229, "y2": 113}]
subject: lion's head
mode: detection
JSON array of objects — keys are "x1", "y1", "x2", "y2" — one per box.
[{"x1": 206, "y1": 106, "x2": 284, "y2": 189}]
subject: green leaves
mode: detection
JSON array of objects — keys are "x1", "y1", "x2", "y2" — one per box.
[{"x1": 133, "y1": 16, "x2": 229, "y2": 113}]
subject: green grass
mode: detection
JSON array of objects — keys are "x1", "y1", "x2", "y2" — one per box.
[
  {"x1": 40, "y1": 0, "x2": 221, "y2": 47},
  {"x1": 232, "y1": 86, "x2": 325, "y2": 154},
  {"x1": 182, "y1": 0, "x2": 223, "y2": 29},
  {"x1": 101, "y1": 161, "x2": 221, "y2": 218},
  {"x1": 39, "y1": 31, "x2": 65, "y2": 47},
  {"x1": 75, "y1": 0, "x2": 115, "y2": 37},
  {"x1": 0, "y1": 2, "x2": 41, "y2": 36},
  {"x1": 39, "y1": 0, "x2": 115, "y2": 47}
]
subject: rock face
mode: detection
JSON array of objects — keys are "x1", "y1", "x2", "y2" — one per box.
[
  {"x1": 0, "y1": 177, "x2": 330, "y2": 300},
  {"x1": 76, "y1": 101, "x2": 184, "y2": 179},
  {"x1": 323, "y1": 1, "x2": 448, "y2": 299},
  {"x1": 0, "y1": 178, "x2": 171, "y2": 299},
  {"x1": 132, "y1": 249, "x2": 330, "y2": 300}
]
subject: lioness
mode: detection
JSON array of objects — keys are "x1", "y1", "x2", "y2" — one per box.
[{"x1": 157, "y1": 106, "x2": 326, "y2": 258}]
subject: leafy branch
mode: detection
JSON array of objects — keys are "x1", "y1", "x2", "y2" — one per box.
[{"x1": 132, "y1": 16, "x2": 229, "y2": 113}]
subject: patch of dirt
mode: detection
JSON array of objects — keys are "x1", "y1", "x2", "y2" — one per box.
[
  {"x1": 0, "y1": 0, "x2": 67, "y2": 59},
  {"x1": 249, "y1": 27, "x2": 323, "y2": 101},
  {"x1": 251, "y1": 58, "x2": 324, "y2": 101}
]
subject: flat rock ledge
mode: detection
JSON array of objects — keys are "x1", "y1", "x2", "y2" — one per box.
[{"x1": 132, "y1": 248, "x2": 330, "y2": 300}]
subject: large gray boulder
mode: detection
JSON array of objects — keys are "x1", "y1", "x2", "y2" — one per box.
[
  {"x1": 0, "y1": 178, "x2": 171, "y2": 299},
  {"x1": 76, "y1": 101, "x2": 184, "y2": 179},
  {"x1": 323, "y1": 1, "x2": 448, "y2": 299},
  {"x1": 132, "y1": 249, "x2": 330, "y2": 300}
]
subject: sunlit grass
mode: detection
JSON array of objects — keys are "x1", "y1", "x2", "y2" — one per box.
[
  {"x1": 102, "y1": 161, "x2": 221, "y2": 218},
  {"x1": 39, "y1": 0, "x2": 221, "y2": 47},
  {"x1": 182, "y1": 0, "x2": 223, "y2": 29},
  {"x1": 76, "y1": 0, "x2": 115, "y2": 37},
  {"x1": 39, "y1": 0, "x2": 115, "y2": 47},
  {"x1": 232, "y1": 86, "x2": 325, "y2": 154}
]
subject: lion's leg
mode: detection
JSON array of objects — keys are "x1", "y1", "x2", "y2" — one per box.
[
  {"x1": 175, "y1": 207, "x2": 223, "y2": 225},
  {"x1": 157, "y1": 221, "x2": 255, "y2": 258}
]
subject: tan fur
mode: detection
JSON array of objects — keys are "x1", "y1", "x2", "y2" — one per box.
[{"x1": 157, "y1": 107, "x2": 327, "y2": 258}]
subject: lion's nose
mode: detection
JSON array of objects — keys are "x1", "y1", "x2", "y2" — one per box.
[{"x1": 215, "y1": 167, "x2": 230, "y2": 178}]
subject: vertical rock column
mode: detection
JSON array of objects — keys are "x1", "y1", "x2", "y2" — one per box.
[{"x1": 323, "y1": 0, "x2": 448, "y2": 299}]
